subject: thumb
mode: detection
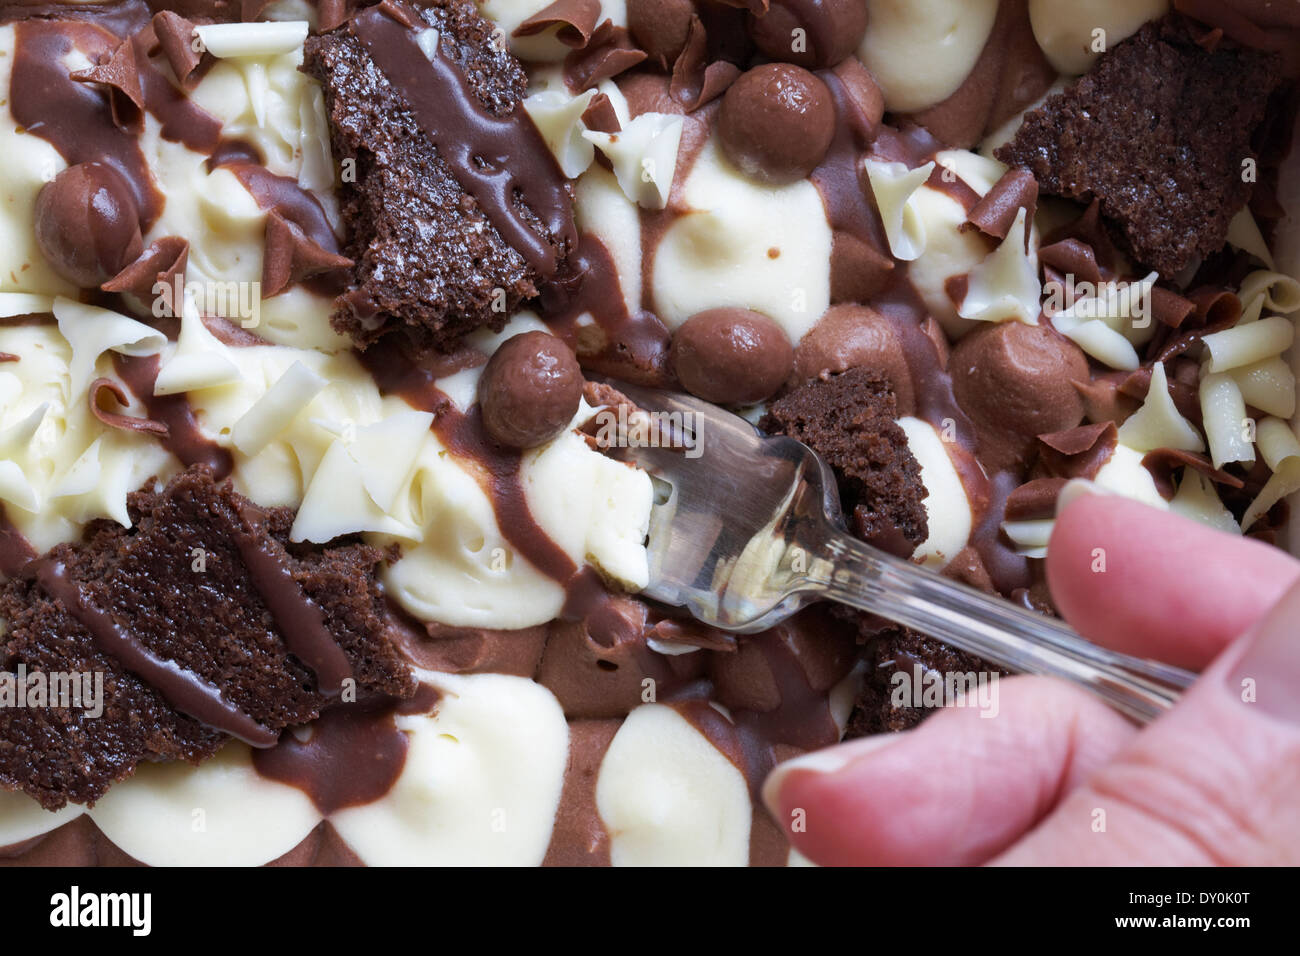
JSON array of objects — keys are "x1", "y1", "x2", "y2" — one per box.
[{"x1": 993, "y1": 579, "x2": 1300, "y2": 865}]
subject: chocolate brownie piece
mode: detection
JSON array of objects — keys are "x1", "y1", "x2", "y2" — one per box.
[
  {"x1": 303, "y1": 0, "x2": 576, "y2": 350},
  {"x1": 995, "y1": 15, "x2": 1283, "y2": 278},
  {"x1": 0, "y1": 468, "x2": 414, "y2": 809},
  {"x1": 845, "y1": 625, "x2": 995, "y2": 735},
  {"x1": 761, "y1": 368, "x2": 929, "y2": 554}
]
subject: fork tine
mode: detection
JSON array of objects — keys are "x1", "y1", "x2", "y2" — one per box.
[{"x1": 590, "y1": 377, "x2": 771, "y2": 464}]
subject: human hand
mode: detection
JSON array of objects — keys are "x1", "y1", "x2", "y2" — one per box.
[{"x1": 762, "y1": 492, "x2": 1300, "y2": 865}]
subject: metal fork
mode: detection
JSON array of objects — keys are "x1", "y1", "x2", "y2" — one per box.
[{"x1": 598, "y1": 381, "x2": 1196, "y2": 724}]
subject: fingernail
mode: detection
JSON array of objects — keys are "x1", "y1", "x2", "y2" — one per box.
[
  {"x1": 761, "y1": 734, "x2": 900, "y2": 814},
  {"x1": 1226, "y1": 579, "x2": 1300, "y2": 723},
  {"x1": 1056, "y1": 478, "x2": 1112, "y2": 516}
]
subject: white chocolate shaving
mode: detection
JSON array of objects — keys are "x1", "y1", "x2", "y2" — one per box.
[
  {"x1": 1050, "y1": 314, "x2": 1140, "y2": 370},
  {"x1": 297, "y1": 81, "x2": 335, "y2": 193},
  {"x1": 1047, "y1": 274, "x2": 1159, "y2": 370},
  {"x1": 1238, "y1": 269, "x2": 1300, "y2": 314},
  {"x1": 0, "y1": 322, "x2": 173, "y2": 549},
  {"x1": 153, "y1": 293, "x2": 243, "y2": 396},
  {"x1": 53, "y1": 298, "x2": 167, "y2": 399},
  {"x1": 350, "y1": 409, "x2": 436, "y2": 514},
  {"x1": 1242, "y1": 418, "x2": 1300, "y2": 530},
  {"x1": 864, "y1": 159, "x2": 934, "y2": 261},
  {"x1": 231, "y1": 360, "x2": 327, "y2": 456},
  {"x1": 0, "y1": 459, "x2": 39, "y2": 513},
  {"x1": 1227, "y1": 208, "x2": 1277, "y2": 270},
  {"x1": 195, "y1": 21, "x2": 309, "y2": 58},
  {"x1": 1230, "y1": 356, "x2": 1296, "y2": 419},
  {"x1": 525, "y1": 89, "x2": 597, "y2": 179},
  {"x1": 1093, "y1": 444, "x2": 1169, "y2": 510},
  {"x1": 1170, "y1": 470, "x2": 1240, "y2": 535},
  {"x1": 1257, "y1": 416, "x2": 1300, "y2": 472},
  {"x1": 1002, "y1": 518, "x2": 1053, "y2": 559},
  {"x1": 583, "y1": 112, "x2": 683, "y2": 210},
  {"x1": 956, "y1": 208, "x2": 1041, "y2": 324},
  {"x1": 1199, "y1": 370, "x2": 1256, "y2": 470},
  {"x1": 291, "y1": 422, "x2": 426, "y2": 543},
  {"x1": 1201, "y1": 316, "x2": 1294, "y2": 374},
  {"x1": 1117, "y1": 362, "x2": 1204, "y2": 453},
  {"x1": 1238, "y1": 292, "x2": 1266, "y2": 326}
]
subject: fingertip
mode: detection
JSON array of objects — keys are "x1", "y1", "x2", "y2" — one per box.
[
  {"x1": 764, "y1": 678, "x2": 1136, "y2": 866},
  {"x1": 1046, "y1": 495, "x2": 1300, "y2": 668}
]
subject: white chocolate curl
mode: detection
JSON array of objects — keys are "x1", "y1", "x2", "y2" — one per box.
[{"x1": 864, "y1": 160, "x2": 933, "y2": 262}]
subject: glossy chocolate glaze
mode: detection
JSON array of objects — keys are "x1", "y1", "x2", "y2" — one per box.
[
  {"x1": 231, "y1": 501, "x2": 356, "y2": 697},
  {"x1": 0, "y1": 509, "x2": 38, "y2": 579},
  {"x1": 113, "y1": 352, "x2": 235, "y2": 479},
  {"x1": 251, "y1": 685, "x2": 440, "y2": 815},
  {"x1": 32, "y1": 558, "x2": 280, "y2": 746},
  {"x1": 351, "y1": 2, "x2": 576, "y2": 276}
]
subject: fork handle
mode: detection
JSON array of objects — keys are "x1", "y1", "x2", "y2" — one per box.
[{"x1": 803, "y1": 532, "x2": 1195, "y2": 724}]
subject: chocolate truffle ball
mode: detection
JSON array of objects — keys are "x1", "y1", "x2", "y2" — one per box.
[
  {"x1": 718, "y1": 64, "x2": 835, "y2": 184},
  {"x1": 671, "y1": 308, "x2": 794, "y2": 405},
  {"x1": 792, "y1": 305, "x2": 915, "y2": 415},
  {"x1": 34, "y1": 162, "x2": 144, "y2": 288},
  {"x1": 627, "y1": 0, "x2": 696, "y2": 64},
  {"x1": 748, "y1": 0, "x2": 868, "y2": 70},
  {"x1": 478, "y1": 331, "x2": 583, "y2": 449},
  {"x1": 950, "y1": 320, "x2": 1089, "y2": 473}
]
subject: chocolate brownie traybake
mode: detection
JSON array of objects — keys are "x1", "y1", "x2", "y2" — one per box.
[{"x1": 0, "y1": 0, "x2": 1297, "y2": 866}]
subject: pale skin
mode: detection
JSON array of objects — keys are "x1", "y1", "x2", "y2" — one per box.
[{"x1": 762, "y1": 493, "x2": 1300, "y2": 865}]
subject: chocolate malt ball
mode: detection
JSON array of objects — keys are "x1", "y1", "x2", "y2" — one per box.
[
  {"x1": 34, "y1": 162, "x2": 144, "y2": 288},
  {"x1": 718, "y1": 63, "x2": 835, "y2": 184},
  {"x1": 478, "y1": 331, "x2": 584, "y2": 448},
  {"x1": 671, "y1": 308, "x2": 794, "y2": 404}
]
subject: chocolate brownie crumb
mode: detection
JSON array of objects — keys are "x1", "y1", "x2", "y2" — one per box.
[
  {"x1": 844, "y1": 626, "x2": 996, "y2": 736},
  {"x1": 0, "y1": 468, "x2": 414, "y2": 809},
  {"x1": 761, "y1": 368, "x2": 928, "y2": 554},
  {"x1": 303, "y1": 0, "x2": 575, "y2": 350},
  {"x1": 995, "y1": 15, "x2": 1283, "y2": 278}
]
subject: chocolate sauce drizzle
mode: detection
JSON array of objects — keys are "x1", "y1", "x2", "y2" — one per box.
[
  {"x1": 358, "y1": 338, "x2": 578, "y2": 584},
  {"x1": 350, "y1": 2, "x2": 576, "y2": 276},
  {"x1": 0, "y1": 508, "x2": 37, "y2": 579},
  {"x1": 32, "y1": 559, "x2": 278, "y2": 747},
  {"x1": 540, "y1": 236, "x2": 673, "y2": 385},
  {"x1": 113, "y1": 352, "x2": 234, "y2": 480},
  {"x1": 213, "y1": 153, "x2": 346, "y2": 261},
  {"x1": 230, "y1": 502, "x2": 355, "y2": 697},
  {"x1": 251, "y1": 686, "x2": 440, "y2": 815}
]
